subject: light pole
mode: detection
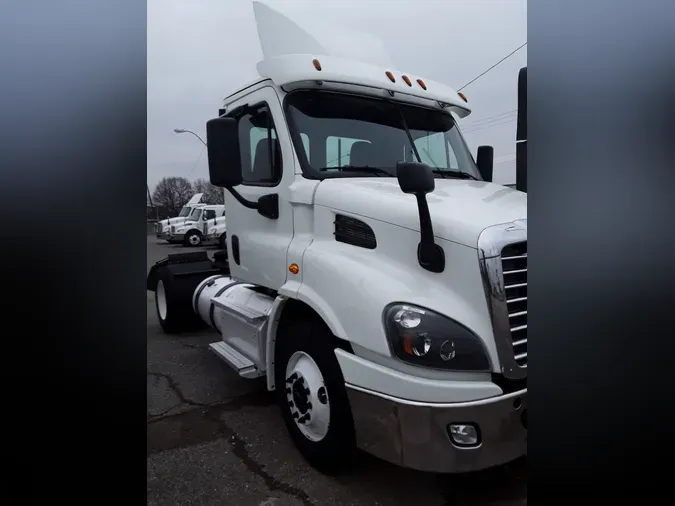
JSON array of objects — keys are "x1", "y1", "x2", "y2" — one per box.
[{"x1": 173, "y1": 128, "x2": 207, "y2": 147}]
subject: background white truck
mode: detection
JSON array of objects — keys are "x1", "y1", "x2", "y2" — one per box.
[
  {"x1": 167, "y1": 204, "x2": 225, "y2": 246},
  {"x1": 155, "y1": 193, "x2": 204, "y2": 239},
  {"x1": 204, "y1": 212, "x2": 227, "y2": 249},
  {"x1": 147, "y1": 2, "x2": 527, "y2": 474}
]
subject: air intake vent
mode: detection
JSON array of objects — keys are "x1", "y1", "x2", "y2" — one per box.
[{"x1": 334, "y1": 215, "x2": 376, "y2": 249}]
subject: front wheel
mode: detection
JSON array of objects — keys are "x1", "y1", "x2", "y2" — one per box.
[
  {"x1": 184, "y1": 231, "x2": 202, "y2": 247},
  {"x1": 275, "y1": 314, "x2": 356, "y2": 474}
]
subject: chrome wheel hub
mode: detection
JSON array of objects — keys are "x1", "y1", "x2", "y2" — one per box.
[
  {"x1": 285, "y1": 351, "x2": 330, "y2": 442},
  {"x1": 156, "y1": 280, "x2": 167, "y2": 320}
]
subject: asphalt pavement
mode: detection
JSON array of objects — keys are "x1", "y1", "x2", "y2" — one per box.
[{"x1": 146, "y1": 235, "x2": 527, "y2": 506}]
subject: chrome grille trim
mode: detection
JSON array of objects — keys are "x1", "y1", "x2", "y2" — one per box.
[
  {"x1": 477, "y1": 220, "x2": 528, "y2": 380},
  {"x1": 501, "y1": 241, "x2": 527, "y2": 367}
]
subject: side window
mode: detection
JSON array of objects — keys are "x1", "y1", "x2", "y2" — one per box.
[
  {"x1": 325, "y1": 136, "x2": 368, "y2": 169},
  {"x1": 414, "y1": 132, "x2": 458, "y2": 169},
  {"x1": 238, "y1": 105, "x2": 283, "y2": 184},
  {"x1": 203, "y1": 210, "x2": 216, "y2": 221}
]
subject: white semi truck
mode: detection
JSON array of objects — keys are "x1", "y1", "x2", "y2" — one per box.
[
  {"x1": 167, "y1": 204, "x2": 225, "y2": 246},
  {"x1": 147, "y1": 2, "x2": 527, "y2": 474},
  {"x1": 155, "y1": 193, "x2": 205, "y2": 239}
]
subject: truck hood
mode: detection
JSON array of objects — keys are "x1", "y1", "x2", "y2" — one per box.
[
  {"x1": 165, "y1": 217, "x2": 188, "y2": 225},
  {"x1": 314, "y1": 178, "x2": 527, "y2": 248},
  {"x1": 174, "y1": 220, "x2": 197, "y2": 231}
]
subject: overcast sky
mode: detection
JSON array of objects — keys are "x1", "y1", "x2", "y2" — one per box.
[{"x1": 147, "y1": 0, "x2": 527, "y2": 189}]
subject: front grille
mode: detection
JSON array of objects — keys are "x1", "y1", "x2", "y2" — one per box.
[
  {"x1": 157, "y1": 223, "x2": 163, "y2": 233},
  {"x1": 501, "y1": 241, "x2": 527, "y2": 366}
]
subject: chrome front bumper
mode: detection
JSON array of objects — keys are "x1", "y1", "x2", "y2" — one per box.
[{"x1": 347, "y1": 386, "x2": 527, "y2": 473}]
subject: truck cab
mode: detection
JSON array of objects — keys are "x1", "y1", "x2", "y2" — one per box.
[
  {"x1": 155, "y1": 193, "x2": 204, "y2": 239},
  {"x1": 167, "y1": 204, "x2": 225, "y2": 246},
  {"x1": 147, "y1": 2, "x2": 527, "y2": 475}
]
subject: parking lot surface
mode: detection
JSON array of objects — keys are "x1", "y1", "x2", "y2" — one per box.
[{"x1": 146, "y1": 235, "x2": 526, "y2": 505}]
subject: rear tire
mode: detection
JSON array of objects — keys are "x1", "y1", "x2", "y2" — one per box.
[
  {"x1": 154, "y1": 267, "x2": 203, "y2": 334},
  {"x1": 275, "y1": 312, "x2": 356, "y2": 474}
]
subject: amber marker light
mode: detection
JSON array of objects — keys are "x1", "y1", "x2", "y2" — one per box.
[{"x1": 289, "y1": 264, "x2": 300, "y2": 275}]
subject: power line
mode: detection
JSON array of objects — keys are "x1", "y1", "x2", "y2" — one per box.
[
  {"x1": 462, "y1": 108, "x2": 517, "y2": 126},
  {"x1": 462, "y1": 117, "x2": 517, "y2": 134},
  {"x1": 462, "y1": 115, "x2": 516, "y2": 132},
  {"x1": 457, "y1": 42, "x2": 527, "y2": 92},
  {"x1": 188, "y1": 145, "x2": 207, "y2": 178},
  {"x1": 494, "y1": 159, "x2": 516, "y2": 166}
]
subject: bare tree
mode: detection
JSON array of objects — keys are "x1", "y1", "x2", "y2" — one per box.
[
  {"x1": 152, "y1": 177, "x2": 194, "y2": 216},
  {"x1": 193, "y1": 178, "x2": 225, "y2": 205}
]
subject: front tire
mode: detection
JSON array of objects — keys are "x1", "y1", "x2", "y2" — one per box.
[
  {"x1": 275, "y1": 313, "x2": 356, "y2": 474},
  {"x1": 184, "y1": 231, "x2": 202, "y2": 247}
]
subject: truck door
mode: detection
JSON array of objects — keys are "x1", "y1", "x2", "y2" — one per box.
[{"x1": 224, "y1": 86, "x2": 295, "y2": 290}]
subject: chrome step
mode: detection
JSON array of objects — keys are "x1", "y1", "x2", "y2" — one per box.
[{"x1": 208, "y1": 341, "x2": 264, "y2": 379}]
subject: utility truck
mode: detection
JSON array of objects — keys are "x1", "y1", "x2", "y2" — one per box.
[
  {"x1": 163, "y1": 203, "x2": 208, "y2": 244},
  {"x1": 147, "y1": 2, "x2": 527, "y2": 474},
  {"x1": 155, "y1": 193, "x2": 204, "y2": 239},
  {"x1": 167, "y1": 204, "x2": 225, "y2": 246}
]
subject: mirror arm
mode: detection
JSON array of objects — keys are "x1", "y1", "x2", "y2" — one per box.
[
  {"x1": 415, "y1": 194, "x2": 435, "y2": 245},
  {"x1": 414, "y1": 193, "x2": 445, "y2": 273},
  {"x1": 225, "y1": 186, "x2": 259, "y2": 210}
]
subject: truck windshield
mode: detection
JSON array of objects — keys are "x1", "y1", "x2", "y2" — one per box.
[
  {"x1": 286, "y1": 90, "x2": 481, "y2": 179},
  {"x1": 189, "y1": 208, "x2": 202, "y2": 222},
  {"x1": 178, "y1": 207, "x2": 190, "y2": 217}
]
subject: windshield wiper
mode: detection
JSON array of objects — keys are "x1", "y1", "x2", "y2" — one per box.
[
  {"x1": 325, "y1": 165, "x2": 393, "y2": 176},
  {"x1": 431, "y1": 169, "x2": 479, "y2": 180}
]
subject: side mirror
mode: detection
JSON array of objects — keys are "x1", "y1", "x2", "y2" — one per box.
[
  {"x1": 476, "y1": 145, "x2": 494, "y2": 182},
  {"x1": 396, "y1": 161, "x2": 435, "y2": 194},
  {"x1": 395, "y1": 161, "x2": 444, "y2": 273},
  {"x1": 206, "y1": 117, "x2": 243, "y2": 187}
]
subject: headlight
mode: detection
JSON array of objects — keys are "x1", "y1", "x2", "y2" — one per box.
[
  {"x1": 209, "y1": 228, "x2": 216, "y2": 234},
  {"x1": 383, "y1": 303, "x2": 491, "y2": 371}
]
